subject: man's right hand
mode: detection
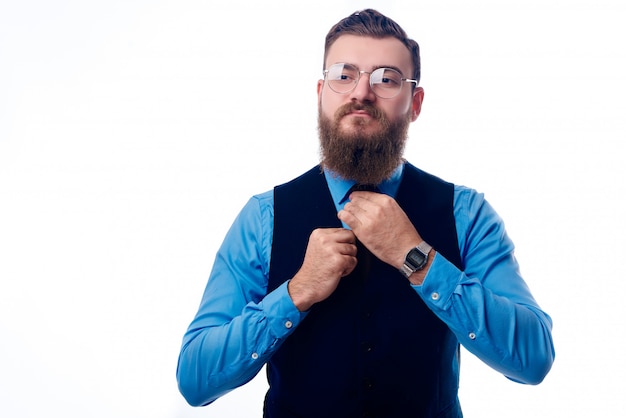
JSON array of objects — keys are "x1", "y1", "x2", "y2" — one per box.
[{"x1": 287, "y1": 228, "x2": 358, "y2": 312}]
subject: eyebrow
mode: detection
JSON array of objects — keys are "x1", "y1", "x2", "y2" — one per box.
[
  {"x1": 338, "y1": 62, "x2": 407, "y2": 77},
  {"x1": 372, "y1": 64, "x2": 404, "y2": 75}
]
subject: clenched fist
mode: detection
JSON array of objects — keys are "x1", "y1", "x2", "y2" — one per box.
[{"x1": 288, "y1": 228, "x2": 358, "y2": 311}]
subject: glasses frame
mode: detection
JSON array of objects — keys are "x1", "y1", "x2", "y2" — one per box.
[{"x1": 323, "y1": 63, "x2": 419, "y2": 99}]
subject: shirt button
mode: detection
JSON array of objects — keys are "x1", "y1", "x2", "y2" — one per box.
[
  {"x1": 431, "y1": 292, "x2": 440, "y2": 300},
  {"x1": 468, "y1": 332, "x2": 476, "y2": 340},
  {"x1": 284, "y1": 320, "x2": 293, "y2": 329},
  {"x1": 251, "y1": 352, "x2": 259, "y2": 360}
]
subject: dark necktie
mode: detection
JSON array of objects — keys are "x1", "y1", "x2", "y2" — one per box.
[
  {"x1": 347, "y1": 184, "x2": 380, "y2": 277},
  {"x1": 350, "y1": 184, "x2": 379, "y2": 193}
]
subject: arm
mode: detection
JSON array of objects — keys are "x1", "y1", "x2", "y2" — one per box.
[
  {"x1": 415, "y1": 187, "x2": 555, "y2": 384},
  {"x1": 340, "y1": 187, "x2": 554, "y2": 385},
  {"x1": 176, "y1": 193, "x2": 306, "y2": 406}
]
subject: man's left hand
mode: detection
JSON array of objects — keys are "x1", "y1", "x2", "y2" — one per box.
[{"x1": 338, "y1": 190, "x2": 422, "y2": 270}]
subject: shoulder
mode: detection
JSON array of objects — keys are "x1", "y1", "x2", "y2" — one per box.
[
  {"x1": 274, "y1": 166, "x2": 324, "y2": 191},
  {"x1": 403, "y1": 162, "x2": 453, "y2": 185},
  {"x1": 241, "y1": 166, "x2": 325, "y2": 219},
  {"x1": 453, "y1": 184, "x2": 484, "y2": 208}
]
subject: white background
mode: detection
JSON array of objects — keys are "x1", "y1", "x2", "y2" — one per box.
[{"x1": 1, "y1": 0, "x2": 624, "y2": 417}]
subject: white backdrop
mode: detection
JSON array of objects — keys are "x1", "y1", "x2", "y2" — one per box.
[{"x1": 1, "y1": 0, "x2": 625, "y2": 417}]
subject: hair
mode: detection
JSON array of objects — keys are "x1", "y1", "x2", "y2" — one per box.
[{"x1": 324, "y1": 9, "x2": 421, "y2": 84}]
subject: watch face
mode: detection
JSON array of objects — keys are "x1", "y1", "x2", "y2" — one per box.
[{"x1": 407, "y1": 248, "x2": 426, "y2": 268}]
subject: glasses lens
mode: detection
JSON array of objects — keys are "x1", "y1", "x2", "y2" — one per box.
[
  {"x1": 370, "y1": 68, "x2": 403, "y2": 99},
  {"x1": 326, "y1": 63, "x2": 359, "y2": 94}
]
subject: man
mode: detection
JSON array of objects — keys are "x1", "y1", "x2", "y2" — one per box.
[{"x1": 177, "y1": 9, "x2": 554, "y2": 418}]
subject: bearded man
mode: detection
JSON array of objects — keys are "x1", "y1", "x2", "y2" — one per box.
[{"x1": 177, "y1": 9, "x2": 554, "y2": 418}]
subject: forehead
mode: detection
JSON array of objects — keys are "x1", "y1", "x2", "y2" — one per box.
[{"x1": 325, "y1": 35, "x2": 413, "y2": 75}]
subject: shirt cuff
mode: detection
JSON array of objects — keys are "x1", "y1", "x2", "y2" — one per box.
[
  {"x1": 261, "y1": 281, "x2": 308, "y2": 339},
  {"x1": 412, "y1": 252, "x2": 463, "y2": 311}
]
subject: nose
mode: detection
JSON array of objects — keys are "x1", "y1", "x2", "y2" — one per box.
[{"x1": 350, "y1": 71, "x2": 376, "y2": 102}]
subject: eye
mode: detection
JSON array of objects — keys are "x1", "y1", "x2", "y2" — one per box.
[
  {"x1": 372, "y1": 69, "x2": 402, "y2": 88},
  {"x1": 327, "y1": 64, "x2": 358, "y2": 84}
]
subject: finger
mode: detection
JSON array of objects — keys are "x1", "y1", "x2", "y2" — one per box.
[
  {"x1": 349, "y1": 190, "x2": 380, "y2": 202},
  {"x1": 340, "y1": 256, "x2": 358, "y2": 277},
  {"x1": 344, "y1": 198, "x2": 374, "y2": 219},
  {"x1": 340, "y1": 202, "x2": 371, "y2": 230},
  {"x1": 338, "y1": 242, "x2": 357, "y2": 256},
  {"x1": 337, "y1": 209, "x2": 360, "y2": 231},
  {"x1": 312, "y1": 227, "x2": 353, "y2": 243},
  {"x1": 334, "y1": 228, "x2": 357, "y2": 244}
]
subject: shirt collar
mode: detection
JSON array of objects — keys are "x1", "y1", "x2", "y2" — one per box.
[{"x1": 323, "y1": 163, "x2": 405, "y2": 211}]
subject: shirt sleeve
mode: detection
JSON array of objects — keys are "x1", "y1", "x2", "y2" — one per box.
[
  {"x1": 413, "y1": 186, "x2": 555, "y2": 385},
  {"x1": 176, "y1": 193, "x2": 306, "y2": 407}
]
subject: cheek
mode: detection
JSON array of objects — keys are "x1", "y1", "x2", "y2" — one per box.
[
  {"x1": 385, "y1": 97, "x2": 413, "y2": 119},
  {"x1": 319, "y1": 91, "x2": 341, "y2": 118}
]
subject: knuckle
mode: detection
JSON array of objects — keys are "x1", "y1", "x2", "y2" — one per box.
[{"x1": 310, "y1": 228, "x2": 323, "y2": 239}]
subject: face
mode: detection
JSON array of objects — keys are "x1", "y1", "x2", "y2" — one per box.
[{"x1": 317, "y1": 35, "x2": 424, "y2": 184}]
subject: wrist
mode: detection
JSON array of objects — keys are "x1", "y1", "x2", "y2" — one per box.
[
  {"x1": 407, "y1": 249, "x2": 435, "y2": 285},
  {"x1": 287, "y1": 277, "x2": 314, "y2": 312}
]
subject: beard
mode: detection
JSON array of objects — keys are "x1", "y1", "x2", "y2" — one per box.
[{"x1": 318, "y1": 102, "x2": 411, "y2": 185}]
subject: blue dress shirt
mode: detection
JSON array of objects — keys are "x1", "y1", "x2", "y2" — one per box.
[{"x1": 177, "y1": 164, "x2": 555, "y2": 407}]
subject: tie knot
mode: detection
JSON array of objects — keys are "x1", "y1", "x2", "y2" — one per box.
[
  {"x1": 350, "y1": 184, "x2": 379, "y2": 193},
  {"x1": 340, "y1": 183, "x2": 381, "y2": 204}
]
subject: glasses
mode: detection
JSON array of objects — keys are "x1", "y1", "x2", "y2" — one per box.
[{"x1": 323, "y1": 63, "x2": 418, "y2": 99}]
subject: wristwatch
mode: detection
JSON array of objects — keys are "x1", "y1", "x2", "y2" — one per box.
[{"x1": 399, "y1": 241, "x2": 433, "y2": 278}]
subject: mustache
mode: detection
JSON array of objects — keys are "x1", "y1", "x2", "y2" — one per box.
[{"x1": 335, "y1": 102, "x2": 385, "y2": 122}]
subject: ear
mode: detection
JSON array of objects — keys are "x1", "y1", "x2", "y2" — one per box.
[
  {"x1": 410, "y1": 87, "x2": 424, "y2": 122},
  {"x1": 317, "y1": 79, "x2": 324, "y2": 102}
]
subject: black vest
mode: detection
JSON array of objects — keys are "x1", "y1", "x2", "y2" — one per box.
[{"x1": 266, "y1": 163, "x2": 463, "y2": 418}]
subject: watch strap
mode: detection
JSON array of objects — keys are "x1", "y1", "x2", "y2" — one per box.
[
  {"x1": 416, "y1": 241, "x2": 433, "y2": 256},
  {"x1": 399, "y1": 263, "x2": 416, "y2": 279}
]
